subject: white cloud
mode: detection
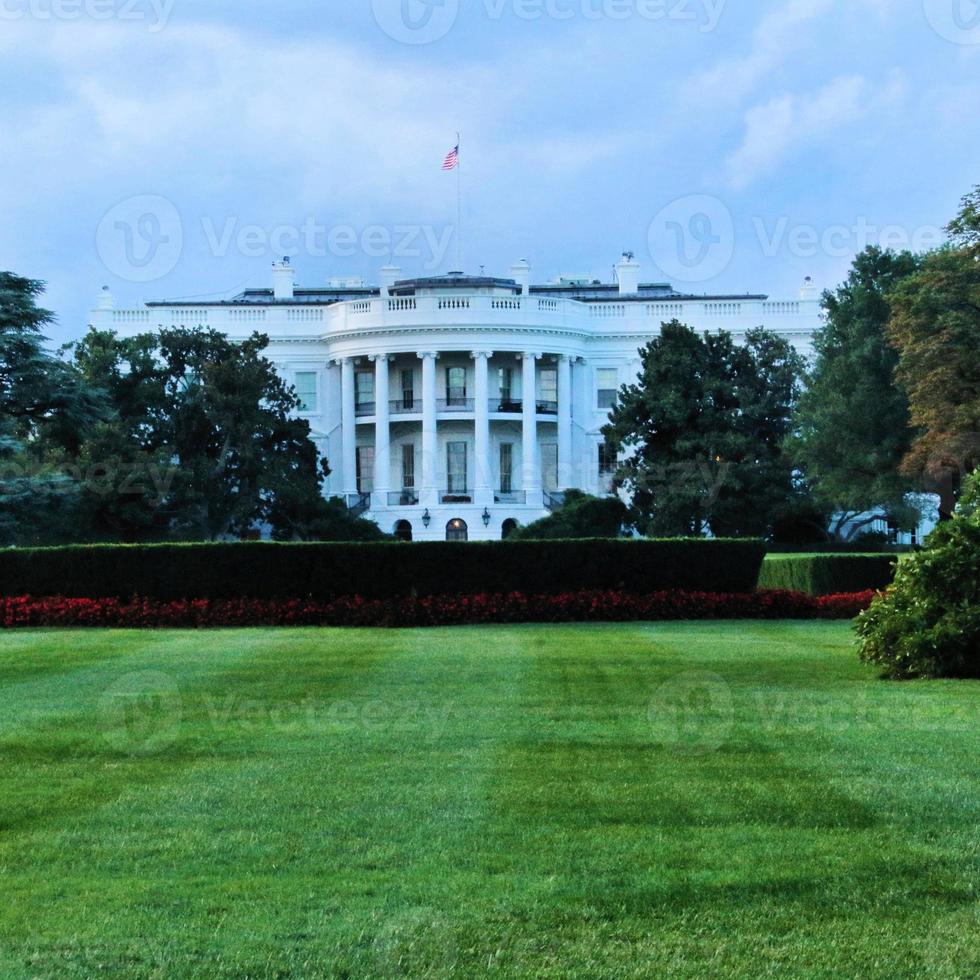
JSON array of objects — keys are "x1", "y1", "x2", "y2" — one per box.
[{"x1": 725, "y1": 71, "x2": 907, "y2": 189}]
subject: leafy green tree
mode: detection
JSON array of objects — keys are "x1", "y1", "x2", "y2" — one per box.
[
  {"x1": 603, "y1": 321, "x2": 805, "y2": 537},
  {"x1": 68, "y1": 327, "x2": 339, "y2": 541},
  {"x1": 857, "y1": 468, "x2": 980, "y2": 679},
  {"x1": 508, "y1": 490, "x2": 628, "y2": 540},
  {"x1": 0, "y1": 273, "x2": 105, "y2": 545},
  {"x1": 790, "y1": 247, "x2": 921, "y2": 540},
  {"x1": 887, "y1": 195, "x2": 980, "y2": 500}
]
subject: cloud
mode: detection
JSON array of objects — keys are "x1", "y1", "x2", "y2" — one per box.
[{"x1": 724, "y1": 71, "x2": 907, "y2": 189}]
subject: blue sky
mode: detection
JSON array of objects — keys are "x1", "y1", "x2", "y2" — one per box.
[{"x1": 1, "y1": 0, "x2": 978, "y2": 344}]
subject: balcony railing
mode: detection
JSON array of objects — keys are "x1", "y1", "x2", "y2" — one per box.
[
  {"x1": 536, "y1": 400, "x2": 558, "y2": 416},
  {"x1": 388, "y1": 490, "x2": 420, "y2": 506},
  {"x1": 390, "y1": 398, "x2": 420, "y2": 415},
  {"x1": 441, "y1": 492, "x2": 472, "y2": 504},
  {"x1": 494, "y1": 491, "x2": 527, "y2": 504},
  {"x1": 437, "y1": 398, "x2": 474, "y2": 412},
  {"x1": 354, "y1": 402, "x2": 375, "y2": 418},
  {"x1": 345, "y1": 492, "x2": 372, "y2": 517},
  {"x1": 490, "y1": 398, "x2": 523, "y2": 414}
]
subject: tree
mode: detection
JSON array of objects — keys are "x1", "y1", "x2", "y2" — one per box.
[
  {"x1": 0, "y1": 273, "x2": 105, "y2": 546},
  {"x1": 508, "y1": 490, "x2": 628, "y2": 540},
  {"x1": 603, "y1": 321, "x2": 805, "y2": 537},
  {"x1": 68, "y1": 327, "x2": 337, "y2": 541},
  {"x1": 857, "y1": 467, "x2": 980, "y2": 679},
  {"x1": 886, "y1": 193, "x2": 980, "y2": 509},
  {"x1": 790, "y1": 247, "x2": 921, "y2": 540}
]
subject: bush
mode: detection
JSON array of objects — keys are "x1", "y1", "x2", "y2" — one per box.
[
  {"x1": 0, "y1": 538, "x2": 767, "y2": 602},
  {"x1": 508, "y1": 491, "x2": 629, "y2": 540},
  {"x1": 0, "y1": 589, "x2": 875, "y2": 629},
  {"x1": 857, "y1": 470, "x2": 980, "y2": 679},
  {"x1": 757, "y1": 554, "x2": 898, "y2": 595}
]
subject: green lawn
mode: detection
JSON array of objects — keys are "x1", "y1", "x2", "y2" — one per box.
[{"x1": 1, "y1": 624, "x2": 978, "y2": 978}]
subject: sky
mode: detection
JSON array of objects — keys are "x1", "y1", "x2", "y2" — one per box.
[{"x1": 1, "y1": 0, "x2": 979, "y2": 345}]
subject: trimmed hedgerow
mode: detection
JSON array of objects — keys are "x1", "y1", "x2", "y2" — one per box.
[
  {"x1": 757, "y1": 554, "x2": 898, "y2": 596},
  {"x1": 0, "y1": 539, "x2": 766, "y2": 602},
  {"x1": 0, "y1": 590, "x2": 874, "y2": 629}
]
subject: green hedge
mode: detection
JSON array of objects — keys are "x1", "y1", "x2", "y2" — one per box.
[
  {"x1": 0, "y1": 539, "x2": 766, "y2": 601},
  {"x1": 757, "y1": 555, "x2": 898, "y2": 596}
]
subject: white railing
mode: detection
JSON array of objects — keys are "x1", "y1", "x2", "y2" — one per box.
[
  {"x1": 703, "y1": 302, "x2": 742, "y2": 316},
  {"x1": 387, "y1": 297, "x2": 416, "y2": 311},
  {"x1": 111, "y1": 310, "x2": 152, "y2": 324},
  {"x1": 229, "y1": 309, "x2": 266, "y2": 322}
]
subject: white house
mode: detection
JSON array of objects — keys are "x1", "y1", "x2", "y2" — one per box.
[{"x1": 90, "y1": 255, "x2": 824, "y2": 541}]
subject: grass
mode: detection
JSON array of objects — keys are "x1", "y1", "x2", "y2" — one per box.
[{"x1": 0, "y1": 623, "x2": 978, "y2": 978}]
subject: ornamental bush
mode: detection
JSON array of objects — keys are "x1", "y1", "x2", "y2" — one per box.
[
  {"x1": 757, "y1": 554, "x2": 898, "y2": 596},
  {"x1": 857, "y1": 470, "x2": 980, "y2": 679},
  {"x1": 0, "y1": 538, "x2": 766, "y2": 601}
]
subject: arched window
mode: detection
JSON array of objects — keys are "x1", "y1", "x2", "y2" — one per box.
[
  {"x1": 501, "y1": 519, "x2": 519, "y2": 540},
  {"x1": 394, "y1": 520, "x2": 413, "y2": 542},
  {"x1": 446, "y1": 518, "x2": 468, "y2": 542}
]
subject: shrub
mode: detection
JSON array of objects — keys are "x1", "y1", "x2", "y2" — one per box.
[
  {"x1": 0, "y1": 538, "x2": 766, "y2": 601},
  {"x1": 508, "y1": 491, "x2": 629, "y2": 540},
  {"x1": 0, "y1": 589, "x2": 875, "y2": 629},
  {"x1": 857, "y1": 470, "x2": 980, "y2": 679},
  {"x1": 757, "y1": 554, "x2": 898, "y2": 596}
]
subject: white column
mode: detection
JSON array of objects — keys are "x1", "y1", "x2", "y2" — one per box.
[
  {"x1": 558, "y1": 354, "x2": 573, "y2": 490},
  {"x1": 339, "y1": 357, "x2": 357, "y2": 496},
  {"x1": 371, "y1": 355, "x2": 391, "y2": 507},
  {"x1": 522, "y1": 352, "x2": 542, "y2": 505},
  {"x1": 420, "y1": 352, "x2": 439, "y2": 507},
  {"x1": 472, "y1": 351, "x2": 493, "y2": 506}
]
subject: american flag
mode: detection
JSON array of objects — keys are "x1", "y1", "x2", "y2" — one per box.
[{"x1": 442, "y1": 144, "x2": 459, "y2": 171}]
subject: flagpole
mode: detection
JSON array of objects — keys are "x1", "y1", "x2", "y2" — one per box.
[{"x1": 455, "y1": 131, "x2": 462, "y2": 271}]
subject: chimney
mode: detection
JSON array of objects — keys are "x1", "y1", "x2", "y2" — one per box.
[
  {"x1": 97, "y1": 285, "x2": 115, "y2": 311},
  {"x1": 272, "y1": 257, "x2": 295, "y2": 300},
  {"x1": 510, "y1": 259, "x2": 532, "y2": 295},
  {"x1": 379, "y1": 265, "x2": 402, "y2": 297},
  {"x1": 616, "y1": 252, "x2": 640, "y2": 295},
  {"x1": 799, "y1": 276, "x2": 818, "y2": 301}
]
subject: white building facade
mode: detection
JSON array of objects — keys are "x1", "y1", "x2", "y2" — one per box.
[{"x1": 90, "y1": 256, "x2": 823, "y2": 541}]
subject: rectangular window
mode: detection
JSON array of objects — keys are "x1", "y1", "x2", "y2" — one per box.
[
  {"x1": 355, "y1": 371, "x2": 375, "y2": 412},
  {"x1": 294, "y1": 371, "x2": 318, "y2": 413},
  {"x1": 542, "y1": 443, "x2": 559, "y2": 492},
  {"x1": 539, "y1": 368, "x2": 558, "y2": 406},
  {"x1": 446, "y1": 366, "x2": 467, "y2": 406},
  {"x1": 499, "y1": 443, "x2": 513, "y2": 494},
  {"x1": 402, "y1": 444, "x2": 415, "y2": 490},
  {"x1": 447, "y1": 441, "x2": 468, "y2": 494},
  {"x1": 499, "y1": 367, "x2": 514, "y2": 402},
  {"x1": 598, "y1": 440, "x2": 616, "y2": 476},
  {"x1": 597, "y1": 368, "x2": 619, "y2": 409},
  {"x1": 401, "y1": 369, "x2": 415, "y2": 410},
  {"x1": 356, "y1": 446, "x2": 375, "y2": 494}
]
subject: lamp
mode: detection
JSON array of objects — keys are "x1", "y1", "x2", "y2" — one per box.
[
  {"x1": 422, "y1": 508, "x2": 432, "y2": 528},
  {"x1": 482, "y1": 508, "x2": 492, "y2": 527}
]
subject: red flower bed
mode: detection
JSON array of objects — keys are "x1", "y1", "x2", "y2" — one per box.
[{"x1": 0, "y1": 590, "x2": 877, "y2": 629}]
